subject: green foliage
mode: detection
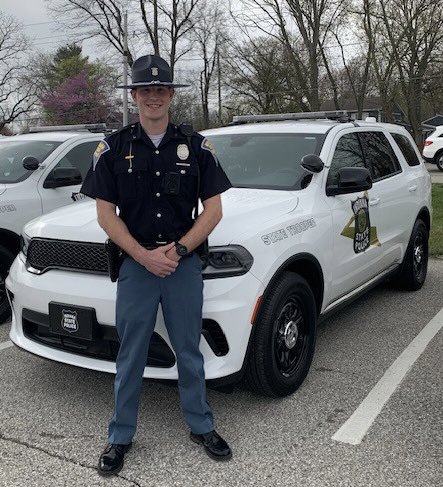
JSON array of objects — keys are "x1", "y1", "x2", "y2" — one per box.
[{"x1": 430, "y1": 183, "x2": 443, "y2": 256}]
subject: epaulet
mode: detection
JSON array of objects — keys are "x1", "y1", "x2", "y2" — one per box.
[
  {"x1": 177, "y1": 122, "x2": 194, "y2": 138},
  {"x1": 106, "y1": 123, "x2": 135, "y2": 140}
]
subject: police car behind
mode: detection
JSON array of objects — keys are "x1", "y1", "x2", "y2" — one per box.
[
  {"x1": 6, "y1": 112, "x2": 431, "y2": 397},
  {"x1": 0, "y1": 125, "x2": 105, "y2": 323}
]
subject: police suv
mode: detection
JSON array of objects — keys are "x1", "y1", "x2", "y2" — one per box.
[
  {"x1": 0, "y1": 125, "x2": 105, "y2": 322},
  {"x1": 6, "y1": 112, "x2": 431, "y2": 397}
]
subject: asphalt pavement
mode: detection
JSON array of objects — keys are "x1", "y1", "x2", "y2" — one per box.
[
  {"x1": 0, "y1": 260, "x2": 442, "y2": 487},
  {"x1": 425, "y1": 162, "x2": 443, "y2": 183}
]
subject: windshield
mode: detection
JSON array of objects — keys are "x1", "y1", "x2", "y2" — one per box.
[
  {"x1": 207, "y1": 133, "x2": 325, "y2": 190},
  {"x1": 0, "y1": 140, "x2": 62, "y2": 183}
]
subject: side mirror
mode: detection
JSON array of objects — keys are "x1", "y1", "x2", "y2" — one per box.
[
  {"x1": 43, "y1": 167, "x2": 82, "y2": 189},
  {"x1": 301, "y1": 154, "x2": 324, "y2": 173},
  {"x1": 22, "y1": 156, "x2": 40, "y2": 170},
  {"x1": 326, "y1": 167, "x2": 372, "y2": 196}
]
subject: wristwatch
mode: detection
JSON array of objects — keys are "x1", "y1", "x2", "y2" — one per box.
[{"x1": 175, "y1": 242, "x2": 189, "y2": 257}]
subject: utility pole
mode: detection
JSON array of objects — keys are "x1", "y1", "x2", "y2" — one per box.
[
  {"x1": 217, "y1": 49, "x2": 222, "y2": 126},
  {"x1": 122, "y1": 12, "x2": 129, "y2": 126}
]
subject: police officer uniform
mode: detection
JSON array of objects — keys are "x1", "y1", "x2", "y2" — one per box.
[{"x1": 80, "y1": 55, "x2": 232, "y2": 474}]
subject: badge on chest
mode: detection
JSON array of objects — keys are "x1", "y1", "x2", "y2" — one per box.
[{"x1": 177, "y1": 144, "x2": 189, "y2": 160}]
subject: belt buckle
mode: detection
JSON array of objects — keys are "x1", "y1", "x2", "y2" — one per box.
[{"x1": 155, "y1": 240, "x2": 168, "y2": 245}]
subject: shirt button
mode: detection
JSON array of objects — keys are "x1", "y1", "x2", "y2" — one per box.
[
  {"x1": 180, "y1": 170, "x2": 186, "y2": 174},
  {"x1": 156, "y1": 193, "x2": 160, "y2": 197},
  {"x1": 156, "y1": 213, "x2": 162, "y2": 218},
  {"x1": 155, "y1": 171, "x2": 160, "y2": 176},
  {"x1": 155, "y1": 150, "x2": 159, "y2": 154}
]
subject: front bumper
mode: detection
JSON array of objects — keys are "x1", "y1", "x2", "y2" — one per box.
[{"x1": 7, "y1": 254, "x2": 264, "y2": 380}]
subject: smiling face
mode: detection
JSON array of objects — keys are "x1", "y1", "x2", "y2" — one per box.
[{"x1": 131, "y1": 85, "x2": 175, "y2": 126}]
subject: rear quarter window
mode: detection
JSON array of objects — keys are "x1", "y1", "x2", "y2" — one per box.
[
  {"x1": 391, "y1": 133, "x2": 421, "y2": 167},
  {"x1": 359, "y1": 132, "x2": 402, "y2": 181}
]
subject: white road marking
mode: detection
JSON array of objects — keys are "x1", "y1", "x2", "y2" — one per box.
[
  {"x1": 0, "y1": 340, "x2": 13, "y2": 351},
  {"x1": 332, "y1": 307, "x2": 443, "y2": 445}
]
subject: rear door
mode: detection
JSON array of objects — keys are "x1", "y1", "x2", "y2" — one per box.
[{"x1": 358, "y1": 131, "x2": 409, "y2": 269}]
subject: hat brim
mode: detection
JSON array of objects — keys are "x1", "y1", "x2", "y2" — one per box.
[{"x1": 116, "y1": 81, "x2": 190, "y2": 89}]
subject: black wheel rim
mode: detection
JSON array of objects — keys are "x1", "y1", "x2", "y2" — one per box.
[
  {"x1": 413, "y1": 233, "x2": 426, "y2": 281},
  {"x1": 273, "y1": 296, "x2": 308, "y2": 377}
]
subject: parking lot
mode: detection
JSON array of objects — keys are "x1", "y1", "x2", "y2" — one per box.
[{"x1": 0, "y1": 259, "x2": 441, "y2": 486}]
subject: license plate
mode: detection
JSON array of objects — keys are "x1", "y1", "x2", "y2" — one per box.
[{"x1": 49, "y1": 302, "x2": 97, "y2": 341}]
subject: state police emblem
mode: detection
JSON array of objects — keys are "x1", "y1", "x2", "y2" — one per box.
[
  {"x1": 351, "y1": 196, "x2": 370, "y2": 253},
  {"x1": 61, "y1": 309, "x2": 79, "y2": 333},
  {"x1": 93, "y1": 140, "x2": 110, "y2": 170}
]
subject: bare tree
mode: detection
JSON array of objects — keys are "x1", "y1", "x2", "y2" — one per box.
[
  {"x1": 374, "y1": 0, "x2": 443, "y2": 139},
  {"x1": 0, "y1": 13, "x2": 38, "y2": 132},
  {"x1": 46, "y1": 0, "x2": 203, "y2": 76},
  {"x1": 190, "y1": 0, "x2": 228, "y2": 128},
  {"x1": 235, "y1": 0, "x2": 348, "y2": 111},
  {"x1": 224, "y1": 36, "x2": 308, "y2": 114}
]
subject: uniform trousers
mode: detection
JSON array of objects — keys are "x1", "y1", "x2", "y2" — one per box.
[{"x1": 108, "y1": 253, "x2": 214, "y2": 445}]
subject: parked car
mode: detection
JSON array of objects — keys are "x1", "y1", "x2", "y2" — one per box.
[
  {"x1": 0, "y1": 125, "x2": 105, "y2": 322},
  {"x1": 422, "y1": 125, "x2": 443, "y2": 171},
  {"x1": 6, "y1": 112, "x2": 432, "y2": 397}
]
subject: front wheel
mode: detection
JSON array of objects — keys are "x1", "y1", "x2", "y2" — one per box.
[
  {"x1": 393, "y1": 219, "x2": 429, "y2": 291},
  {"x1": 0, "y1": 246, "x2": 15, "y2": 324},
  {"x1": 245, "y1": 272, "x2": 317, "y2": 397},
  {"x1": 436, "y1": 152, "x2": 443, "y2": 172}
]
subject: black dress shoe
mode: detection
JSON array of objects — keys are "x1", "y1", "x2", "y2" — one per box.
[
  {"x1": 98, "y1": 442, "x2": 132, "y2": 476},
  {"x1": 190, "y1": 430, "x2": 232, "y2": 461}
]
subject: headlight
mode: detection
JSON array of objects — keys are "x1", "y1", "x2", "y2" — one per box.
[
  {"x1": 202, "y1": 245, "x2": 253, "y2": 279},
  {"x1": 20, "y1": 233, "x2": 31, "y2": 257}
]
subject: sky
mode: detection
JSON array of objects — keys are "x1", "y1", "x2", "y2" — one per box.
[{"x1": 1, "y1": 0, "x2": 100, "y2": 59}]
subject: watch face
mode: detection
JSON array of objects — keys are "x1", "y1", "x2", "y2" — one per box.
[{"x1": 176, "y1": 244, "x2": 188, "y2": 256}]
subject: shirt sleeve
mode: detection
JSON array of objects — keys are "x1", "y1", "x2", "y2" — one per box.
[
  {"x1": 197, "y1": 136, "x2": 232, "y2": 202},
  {"x1": 80, "y1": 139, "x2": 118, "y2": 204}
]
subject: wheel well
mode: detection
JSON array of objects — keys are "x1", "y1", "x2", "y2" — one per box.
[
  {"x1": 434, "y1": 149, "x2": 443, "y2": 161},
  {"x1": 417, "y1": 207, "x2": 431, "y2": 234},
  {"x1": 262, "y1": 254, "x2": 324, "y2": 317},
  {"x1": 0, "y1": 229, "x2": 20, "y2": 256}
]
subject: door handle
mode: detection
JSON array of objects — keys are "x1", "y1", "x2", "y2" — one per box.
[
  {"x1": 409, "y1": 185, "x2": 417, "y2": 192},
  {"x1": 369, "y1": 197, "x2": 380, "y2": 206}
]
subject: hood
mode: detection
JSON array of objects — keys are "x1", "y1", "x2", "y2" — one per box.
[
  {"x1": 212, "y1": 188, "x2": 298, "y2": 244},
  {"x1": 24, "y1": 200, "x2": 107, "y2": 241},
  {"x1": 24, "y1": 188, "x2": 298, "y2": 244},
  {"x1": 0, "y1": 184, "x2": 6, "y2": 196}
]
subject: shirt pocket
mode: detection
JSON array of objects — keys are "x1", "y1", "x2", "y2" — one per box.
[
  {"x1": 114, "y1": 158, "x2": 148, "y2": 200},
  {"x1": 177, "y1": 163, "x2": 199, "y2": 200}
]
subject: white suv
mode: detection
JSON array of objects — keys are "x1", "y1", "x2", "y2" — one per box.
[
  {"x1": 0, "y1": 125, "x2": 105, "y2": 322},
  {"x1": 422, "y1": 125, "x2": 443, "y2": 171},
  {"x1": 6, "y1": 112, "x2": 432, "y2": 397}
]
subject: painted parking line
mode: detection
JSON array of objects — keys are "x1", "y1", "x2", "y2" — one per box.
[
  {"x1": 0, "y1": 340, "x2": 13, "y2": 351},
  {"x1": 332, "y1": 307, "x2": 443, "y2": 445}
]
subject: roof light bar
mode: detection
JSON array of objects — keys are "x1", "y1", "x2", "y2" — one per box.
[
  {"x1": 232, "y1": 111, "x2": 351, "y2": 124},
  {"x1": 29, "y1": 124, "x2": 107, "y2": 133}
]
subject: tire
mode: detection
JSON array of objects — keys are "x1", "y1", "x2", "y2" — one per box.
[
  {"x1": 436, "y1": 152, "x2": 443, "y2": 172},
  {"x1": 394, "y1": 219, "x2": 429, "y2": 291},
  {"x1": 0, "y1": 245, "x2": 15, "y2": 324},
  {"x1": 245, "y1": 272, "x2": 317, "y2": 397}
]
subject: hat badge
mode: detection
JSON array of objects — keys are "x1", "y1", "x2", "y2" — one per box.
[{"x1": 151, "y1": 67, "x2": 159, "y2": 76}]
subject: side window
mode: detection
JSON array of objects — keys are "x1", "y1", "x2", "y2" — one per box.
[
  {"x1": 391, "y1": 133, "x2": 420, "y2": 166},
  {"x1": 326, "y1": 133, "x2": 366, "y2": 186},
  {"x1": 52, "y1": 141, "x2": 99, "y2": 180},
  {"x1": 359, "y1": 132, "x2": 401, "y2": 181}
]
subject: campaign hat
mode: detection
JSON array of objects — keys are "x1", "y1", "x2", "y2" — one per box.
[{"x1": 116, "y1": 54, "x2": 189, "y2": 89}]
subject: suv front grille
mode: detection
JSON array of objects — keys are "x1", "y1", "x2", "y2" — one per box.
[{"x1": 27, "y1": 238, "x2": 108, "y2": 274}]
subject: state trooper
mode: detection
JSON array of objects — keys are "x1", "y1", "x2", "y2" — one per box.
[{"x1": 80, "y1": 54, "x2": 232, "y2": 476}]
